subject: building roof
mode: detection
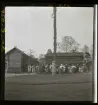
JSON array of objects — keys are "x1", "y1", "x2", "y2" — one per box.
[
  {"x1": 5, "y1": 47, "x2": 39, "y2": 64},
  {"x1": 5, "y1": 47, "x2": 29, "y2": 57},
  {"x1": 45, "y1": 52, "x2": 83, "y2": 57},
  {"x1": 26, "y1": 58, "x2": 39, "y2": 65}
]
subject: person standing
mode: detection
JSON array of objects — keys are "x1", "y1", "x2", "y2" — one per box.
[
  {"x1": 45, "y1": 64, "x2": 48, "y2": 73},
  {"x1": 79, "y1": 65, "x2": 83, "y2": 73},
  {"x1": 71, "y1": 64, "x2": 76, "y2": 73},
  {"x1": 31, "y1": 65, "x2": 34, "y2": 73},
  {"x1": 28, "y1": 65, "x2": 31, "y2": 74},
  {"x1": 65, "y1": 64, "x2": 68, "y2": 73},
  {"x1": 69, "y1": 65, "x2": 73, "y2": 74},
  {"x1": 56, "y1": 65, "x2": 59, "y2": 74},
  {"x1": 68, "y1": 64, "x2": 72, "y2": 74},
  {"x1": 63, "y1": 65, "x2": 66, "y2": 73},
  {"x1": 67, "y1": 65, "x2": 70, "y2": 73},
  {"x1": 59, "y1": 64, "x2": 63, "y2": 75}
]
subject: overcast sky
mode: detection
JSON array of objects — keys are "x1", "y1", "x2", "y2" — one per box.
[{"x1": 5, "y1": 7, "x2": 93, "y2": 57}]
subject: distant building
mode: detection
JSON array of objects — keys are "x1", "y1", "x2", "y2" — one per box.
[
  {"x1": 45, "y1": 52, "x2": 84, "y2": 65},
  {"x1": 85, "y1": 57, "x2": 92, "y2": 72},
  {"x1": 47, "y1": 49, "x2": 52, "y2": 54},
  {"x1": 5, "y1": 47, "x2": 39, "y2": 73}
]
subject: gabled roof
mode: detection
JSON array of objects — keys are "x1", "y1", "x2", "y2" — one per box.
[
  {"x1": 5, "y1": 47, "x2": 39, "y2": 64},
  {"x1": 5, "y1": 47, "x2": 29, "y2": 57},
  {"x1": 45, "y1": 52, "x2": 83, "y2": 57}
]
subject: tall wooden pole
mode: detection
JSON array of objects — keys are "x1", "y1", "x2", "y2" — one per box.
[
  {"x1": 52, "y1": 7, "x2": 57, "y2": 75},
  {"x1": 53, "y1": 7, "x2": 57, "y2": 63}
]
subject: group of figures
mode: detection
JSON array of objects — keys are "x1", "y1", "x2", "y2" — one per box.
[
  {"x1": 28, "y1": 65, "x2": 39, "y2": 73},
  {"x1": 28, "y1": 63, "x2": 90, "y2": 74},
  {"x1": 44, "y1": 63, "x2": 88, "y2": 74}
]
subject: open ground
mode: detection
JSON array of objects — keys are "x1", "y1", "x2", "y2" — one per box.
[{"x1": 5, "y1": 73, "x2": 93, "y2": 101}]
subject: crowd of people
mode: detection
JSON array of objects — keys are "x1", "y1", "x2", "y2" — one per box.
[
  {"x1": 28, "y1": 63, "x2": 87, "y2": 74},
  {"x1": 44, "y1": 64, "x2": 86, "y2": 74}
]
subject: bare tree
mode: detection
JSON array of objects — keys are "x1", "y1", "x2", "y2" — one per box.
[
  {"x1": 38, "y1": 54, "x2": 45, "y2": 66},
  {"x1": 57, "y1": 36, "x2": 80, "y2": 52},
  {"x1": 90, "y1": 44, "x2": 93, "y2": 58},
  {"x1": 82, "y1": 45, "x2": 89, "y2": 53},
  {"x1": 27, "y1": 49, "x2": 35, "y2": 58},
  {"x1": 39, "y1": 54, "x2": 45, "y2": 60}
]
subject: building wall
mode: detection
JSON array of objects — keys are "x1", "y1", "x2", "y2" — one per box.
[
  {"x1": 6, "y1": 49, "x2": 22, "y2": 73},
  {"x1": 21, "y1": 54, "x2": 29, "y2": 72},
  {"x1": 45, "y1": 55, "x2": 83, "y2": 65}
]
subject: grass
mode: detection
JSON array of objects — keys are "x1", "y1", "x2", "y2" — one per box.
[{"x1": 5, "y1": 73, "x2": 93, "y2": 101}]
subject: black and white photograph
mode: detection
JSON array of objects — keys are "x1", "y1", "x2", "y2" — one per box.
[{"x1": 5, "y1": 6, "x2": 95, "y2": 101}]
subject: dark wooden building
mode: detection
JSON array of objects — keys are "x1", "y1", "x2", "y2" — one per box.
[
  {"x1": 45, "y1": 52, "x2": 84, "y2": 65},
  {"x1": 5, "y1": 47, "x2": 39, "y2": 73}
]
